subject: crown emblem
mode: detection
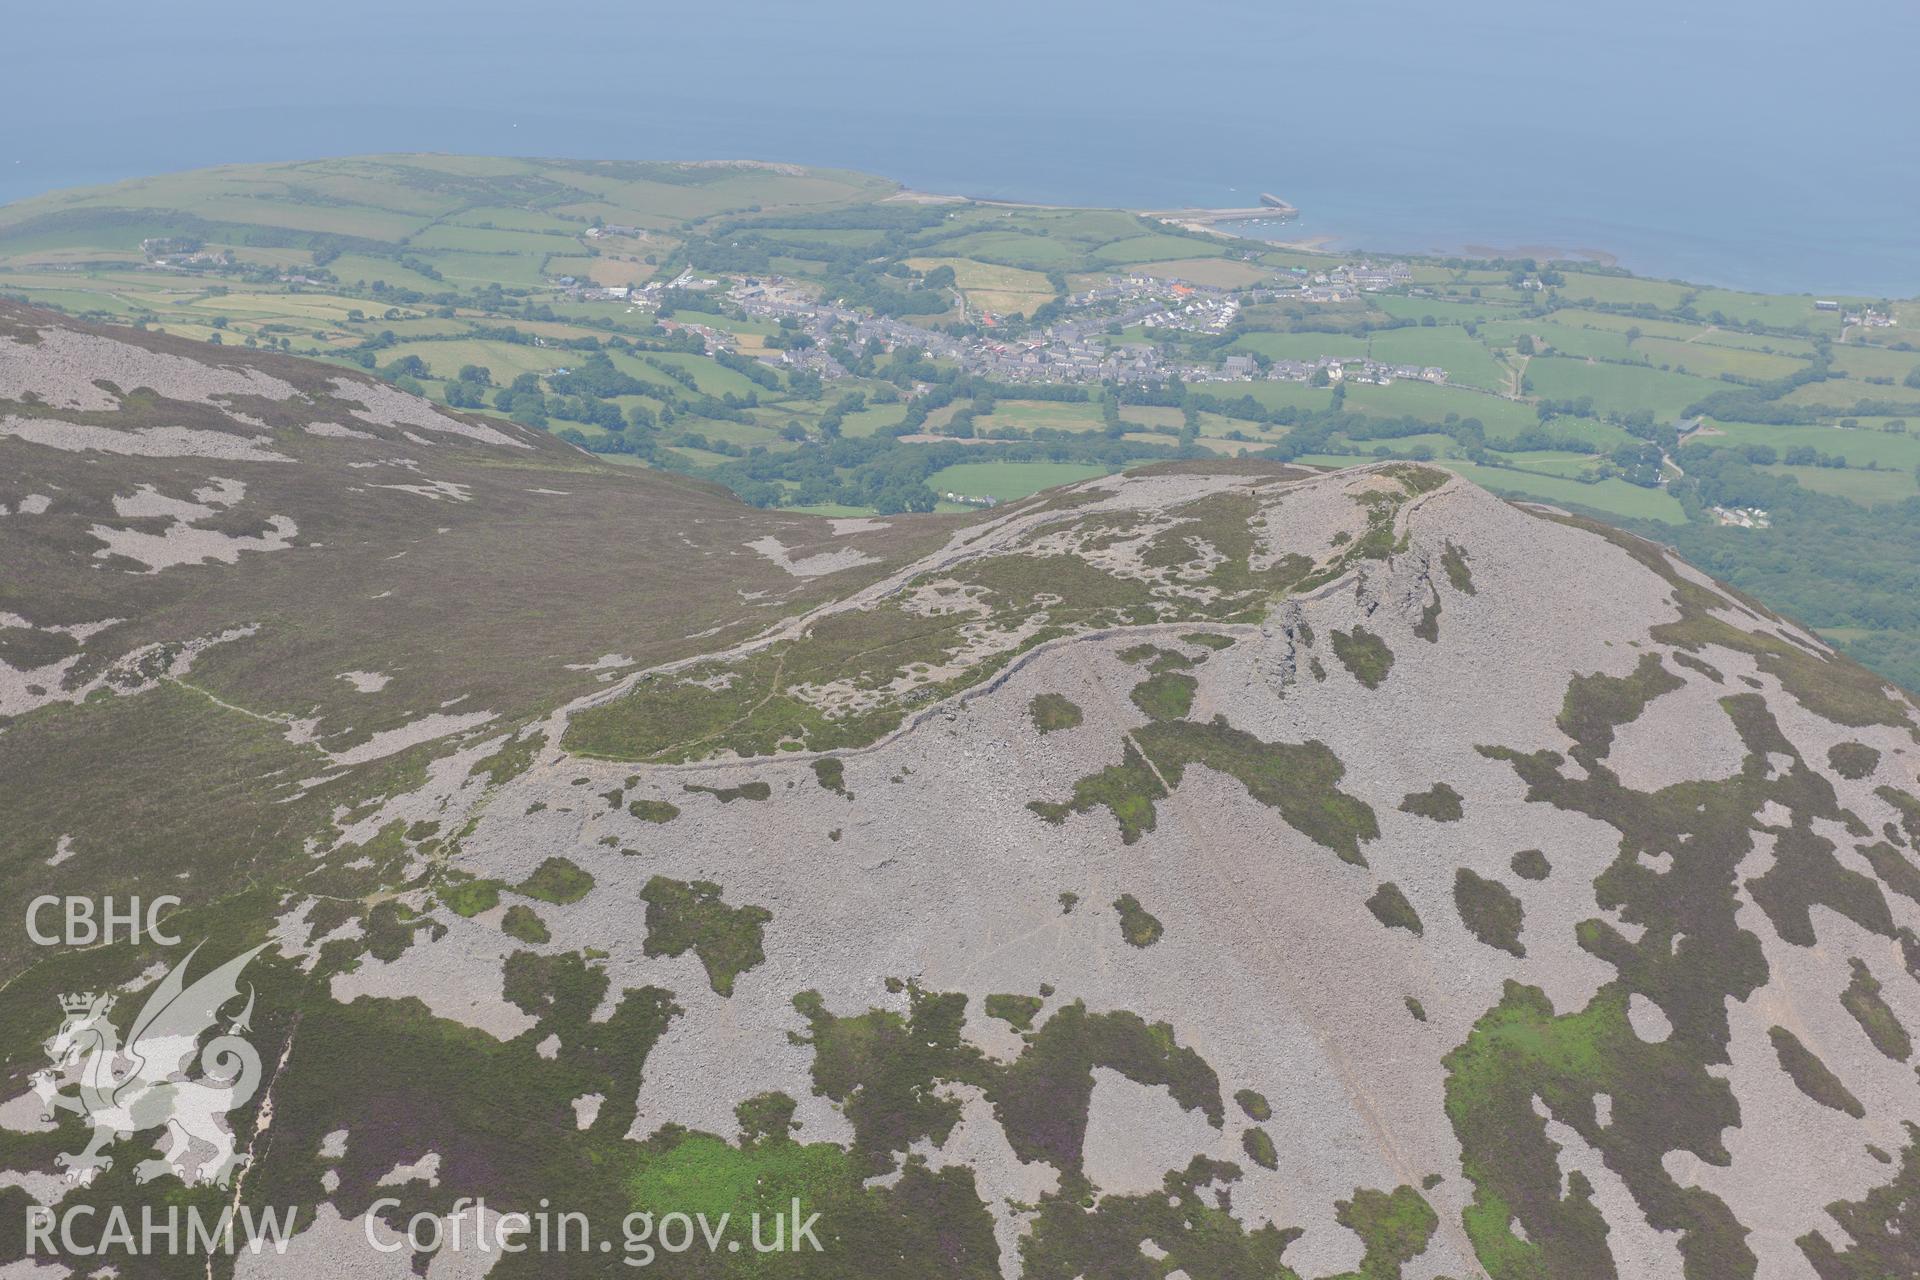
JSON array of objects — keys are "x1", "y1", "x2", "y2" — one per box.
[{"x1": 59, "y1": 991, "x2": 106, "y2": 1014}]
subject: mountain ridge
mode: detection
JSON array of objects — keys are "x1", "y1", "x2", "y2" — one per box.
[{"x1": 3, "y1": 305, "x2": 1919, "y2": 1278}]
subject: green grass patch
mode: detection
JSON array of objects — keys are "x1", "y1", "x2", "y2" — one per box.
[
  {"x1": 1366, "y1": 882, "x2": 1424, "y2": 936},
  {"x1": 1400, "y1": 782, "x2": 1465, "y2": 822},
  {"x1": 500, "y1": 903, "x2": 551, "y2": 944},
  {"x1": 438, "y1": 877, "x2": 505, "y2": 917},
  {"x1": 1770, "y1": 1026, "x2": 1863, "y2": 1117},
  {"x1": 1029, "y1": 692, "x2": 1084, "y2": 734},
  {"x1": 1241, "y1": 1127, "x2": 1278, "y2": 1170},
  {"x1": 812, "y1": 757, "x2": 849, "y2": 796},
  {"x1": 1511, "y1": 849, "x2": 1552, "y2": 881},
  {"x1": 1234, "y1": 1088, "x2": 1272, "y2": 1122},
  {"x1": 1331, "y1": 626, "x2": 1395, "y2": 689},
  {"x1": 1454, "y1": 869, "x2": 1526, "y2": 956},
  {"x1": 684, "y1": 780, "x2": 772, "y2": 804},
  {"x1": 516, "y1": 856, "x2": 594, "y2": 905},
  {"x1": 639, "y1": 876, "x2": 773, "y2": 997},
  {"x1": 1129, "y1": 671, "x2": 1196, "y2": 721},
  {"x1": 1113, "y1": 893, "x2": 1164, "y2": 948},
  {"x1": 984, "y1": 993, "x2": 1044, "y2": 1032}
]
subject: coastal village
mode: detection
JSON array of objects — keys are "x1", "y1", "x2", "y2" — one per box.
[
  {"x1": 560, "y1": 258, "x2": 1447, "y2": 393},
  {"x1": 91, "y1": 168, "x2": 1910, "y2": 538}
]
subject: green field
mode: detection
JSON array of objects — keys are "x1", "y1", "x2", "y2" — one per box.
[
  {"x1": 427, "y1": 249, "x2": 556, "y2": 288},
  {"x1": 1687, "y1": 286, "x2": 1846, "y2": 332},
  {"x1": 1324, "y1": 431, "x2": 1460, "y2": 457},
  {"x1": 1523, "y1": 356, "x2": 1722, "y2": 418},
  {"x1": 445, "y1": 205, "x2": 582, "y2": 233},
  {"x1": 385, "y1": 339, "x2": 573, "y2": 383},
  {"x1": 1781, "y1": 375, "x2": 1920, "y2": 411},
  {"x1": 1483, "y1": 449, "x2": 1607, "y2": 478},
  {"x1": 978, "y1": 400, "x2": 1105, "y2": 432},
  {"x1": 1230, "y1": 381, "x2": 1338, "y2": 414},
  {"x1": 1342, "y1": 379, "x2": 1541, "y2": 437},
  {"x1": 1371, "y1": 294, "x2": 1520, "y2": 325},
  {"x1": 1704, "y1": 421, "x2": 1920, "y2": 470},
  {"x1": 1761, "y1": 463, "x2": 1919, "y2": 506},
  {"x1": 1440, "y1": 461, "x2": 1688, "y2": 522},
  {"x1": 615, "y1": 351, "x2": 765, "y2": 399},
  {"x1": 1527, "y1": 416, "x2": 1637, "y2": 450},
  {"x1": 1482, "y1": 321, "x2": 1637, "y2": 363},
  {"x1": 408, "y1": 224, "x2": 582, "y2": 255},
  {"x1": 927, "y1": 460, "x2": 1112, "y2": 500},
  {"x1": 1367, "y1": 326, "x2": 1511, "y2": 391},
  {"x1": 836, "y1": 404, "x2": 910, "y2": 437},
  {"x1": 1550, "y1": 272, "x2": 1695, "y2": 310},
  {"x1": 1627, "y1": 334, "x2": 1805, "y2": 382},
  {"x1": 1230, "y1": 331, "x2": 1369, "y2": 361},
  {"x1": 933, "y1": 231, "x2": 1086, "y2": 270},
  {"x1": 1091, "y1": 233, "x2": 1230, "y2": 267},
  {"x1": 1829, "y1": 344, "x2": 1920, "y2": 382}
]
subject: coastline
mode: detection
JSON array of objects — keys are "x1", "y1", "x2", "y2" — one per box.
[
  {"x1": 1233, "y1": 219, "x2": 1631, "y2": 272},
  {"x1": 887, "y1": 184, "x2": 1634, "y2": 273},
  {"x1": 875, "y1": 178, "x2": 1892, "y2": 294},
  {"x1": 1461, "y1": 242, "x2": 1620, "y2": 269},
  {"x1": 4, "y1": 156, "x2": 1906, "y2": 296}
]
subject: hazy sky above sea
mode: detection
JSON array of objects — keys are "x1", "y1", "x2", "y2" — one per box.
[{"x1": 6, "y1": 0, "x2": 1917, "y2": 292}]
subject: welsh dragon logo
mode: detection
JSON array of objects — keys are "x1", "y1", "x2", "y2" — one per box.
[{"x1": 32, "y1": 943, "x2": 267, "y2": 1187}]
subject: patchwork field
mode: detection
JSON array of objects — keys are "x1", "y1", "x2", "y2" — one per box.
[
  {"x1": 4, "y1": 150, "x2": 1919, "y2": 691},
  {"x1": 1761, "y1": 462, "x2": 1919, "y2": 505},
  {"x1": 904, "y1": 257, "x2": 1055, "y2": 316}
]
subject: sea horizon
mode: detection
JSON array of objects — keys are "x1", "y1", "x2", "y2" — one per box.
[{"x1": 5, "y1": 0, "x2": 1917, "y2": 298}]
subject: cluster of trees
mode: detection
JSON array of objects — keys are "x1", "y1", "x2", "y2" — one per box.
[
  {"x1": 1689, "y1": 440, "x2": 1899, "y2": 474},
  {"x1": 545, "y1": 351, "x2": 660, "y2": 399},
  {"x1": 834, "y1": 265, "x2": 951, "y2": 317},
  {"x1": 440, "y1": 365, "x2": 494, "y2": 409},
  {"x1": 694, "y1": 433, "x2": 1172, "y2": 515},
  {"x1": 674, "y1": 207, "x2": 963, "y2": 319},
  {"x1": 1677, "y1": 346, "x2": 1920, "y2": 425},
  {"x1": 668, "y1": 207, "x2": 1076, "y2": 332},
  {"x1": 490, "y1": 373, "x2": 552, "y2": 426},
  {"x1": 680, "y1": 238, "x2": 773, "y2": 274},
  {"x1": 1782, "y1": 445, "x2": 1851, "y2": 469},
  {"x1": 475, "y1": 343, "x2": 847, "y2": 442},
  {"x1": 815, "y1": 391, "x2": 887, "y2": 439},
  {"x1": 1606, "y1": 441, "x2": 1666, "y2": 487},
  {"x1": 1534, "y1": 394, "x2": 1597, "y2": 419},
  {"x1": 714, "y1": 349, "x2": 782, "y2": 392},
  {"x1": 494, "y1": 368, "x2": 647, "y2": 431},
  {"x1": 766, "y1": 315, "x2": 815, "y2": 351},
  {"x1": 1650, "y1": 450, "x2": 1920, "y2": 689},
  {"x1": 1506, "y1": 264, "x2": 1565, "y2": 286}
]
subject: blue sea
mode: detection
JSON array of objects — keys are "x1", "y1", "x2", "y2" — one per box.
[{"x1": 5, "y1": 0, "x2": 1917, "y2": 296}]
